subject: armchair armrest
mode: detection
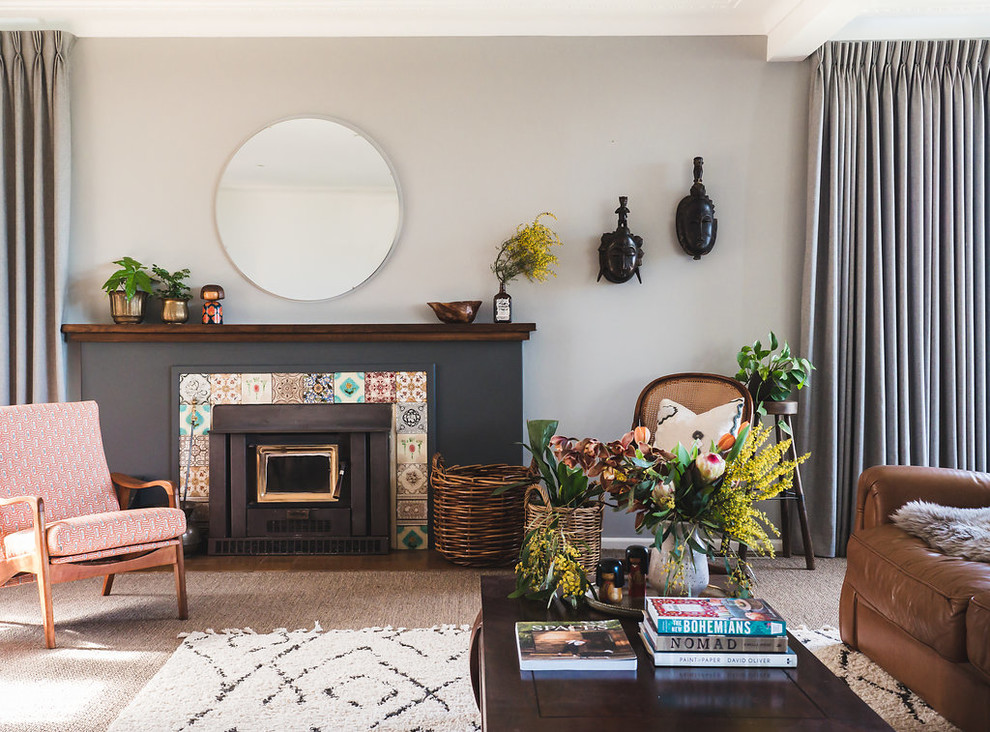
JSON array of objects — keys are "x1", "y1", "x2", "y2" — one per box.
[
  {"x1": 0, "y1": 494, "x2": 42, "y2": 510},
  {"x1": 110, "y1": 473, "x2": 179, "y2": 510},
  {"x1": 855, "y1": 465, "x2": 990, "y2": 532},
  {"x1": 0, "y1": 494, "x2": 50, "y2": 565}
]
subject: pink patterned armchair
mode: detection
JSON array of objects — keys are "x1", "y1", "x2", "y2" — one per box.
[{"x1": 0, "y1": 400, "x2": 188, "y2": 648}]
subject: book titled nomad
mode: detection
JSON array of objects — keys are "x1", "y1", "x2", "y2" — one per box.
[
  {"x1": 516, "y1": 619, "x2": 637, "y2": 671},
  {"x1": 640, "y1": 617, "x2": 788, "y2": 653},
  {"x1": 640, "y1": 628, "x2": 797, "y2": 668},
  {"x1": 646, "y1": 597, "x2": 787, "y2": 637}
]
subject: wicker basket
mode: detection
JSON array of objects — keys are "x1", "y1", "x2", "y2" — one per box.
[
  {"x1": 523, "y1": 485, "x2": 604, "y2": 577},
  {"x1": 431, "y1": 453, "x2": 534, "y2": 567}
]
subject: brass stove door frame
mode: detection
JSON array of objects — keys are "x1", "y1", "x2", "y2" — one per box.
[{"x1": 256, "y1": 444, "x2": 341, "y2": 503}]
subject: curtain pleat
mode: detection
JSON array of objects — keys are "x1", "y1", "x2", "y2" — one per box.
[
  {"x1": 0, "y1": 31, "x2": 72, "y2": 405},
  {"x1": 802, "y1": 40, "x2": 990, "y2": 555}
]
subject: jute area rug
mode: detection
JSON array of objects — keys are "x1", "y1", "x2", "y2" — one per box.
[
  {"x1": 0, "y1": 558, "x2": 958, "y2": 731},
  {"x1": 0, "y1": 569, "x2": 487, "y2": 732}
]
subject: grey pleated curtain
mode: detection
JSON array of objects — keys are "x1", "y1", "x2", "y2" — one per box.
[
  {"x1": 0, "y1": 31, "x2": 72, "y2": 405},
  {"x1": 801, "y1": 40, "x2": 990, "y2": 556}
]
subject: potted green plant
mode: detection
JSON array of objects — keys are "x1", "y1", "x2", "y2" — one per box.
[
  {"x1": 152, "y1": 265, "x2": 192, "y2": 324},
  {"x1": 102, "y1": 257, "x2": 156, "y2": 324},
  {"x1": 735, "y1": 331, "x2": 814, "y2": 413}
]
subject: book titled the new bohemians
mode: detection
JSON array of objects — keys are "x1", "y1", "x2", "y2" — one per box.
[
  {"x1": 640, "y1": 616, "x2": 788, "y2": 653},
  {"x1": 515, "y1": 619, "x2": 637, "y2": 670},
  {"x1": 645, "y1": 597, "x2": 787, "y2": 637}
]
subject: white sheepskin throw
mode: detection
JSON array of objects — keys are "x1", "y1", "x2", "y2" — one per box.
[{"x1": 891, "y1": 500, "x2": 990, "y2": 562}]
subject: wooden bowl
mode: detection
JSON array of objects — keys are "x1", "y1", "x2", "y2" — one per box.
[{"x1": 428, "y1": 301, "x2": 482, "y2": 324}]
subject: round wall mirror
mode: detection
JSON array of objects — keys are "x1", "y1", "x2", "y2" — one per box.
[{"x1": 215, "y1": 117, "x2": 401, "y2": 301}]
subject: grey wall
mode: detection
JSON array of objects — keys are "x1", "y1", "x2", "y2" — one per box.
[{"x1": 65, "y1": 36, "x2": 810, "y2": 541}]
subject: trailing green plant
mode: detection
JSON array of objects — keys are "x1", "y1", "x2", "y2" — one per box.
[
  {"x1": 151, "y1": 265, "x2": 192, "y2": 301},
  {"x1": 735, "y1": 331, "x2": 814, "y2": 413},
  {"x1": 101, "y1": 257, "x2": 155, "y2": 301}
]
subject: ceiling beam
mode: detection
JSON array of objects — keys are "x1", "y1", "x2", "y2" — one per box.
[{"x1": 766, "y1": 0, "x2": 860, "y2": 62}]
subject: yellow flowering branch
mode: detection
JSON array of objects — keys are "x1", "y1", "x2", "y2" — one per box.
[{"x1": 492, "y1": 212, "x2": 562, "y2": 285}]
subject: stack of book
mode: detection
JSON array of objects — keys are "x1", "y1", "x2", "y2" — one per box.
[{"x1": 639, "y1": 596, "x2": 797, "y2": 668}]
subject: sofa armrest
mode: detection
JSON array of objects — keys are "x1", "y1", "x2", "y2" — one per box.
[
  {"x1": 110, "y1": 473, "x2": 178, "y2": 510},
  {"x1": 855, "y1": 465, "x2": 990, "y2": 531}
]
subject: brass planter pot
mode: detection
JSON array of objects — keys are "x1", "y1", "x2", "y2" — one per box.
[
  {"x1": 161, "y1": 298, "x2": 190, "y2": 324},
  {"x1": 108, "y1": 291, "x2": 148, "y2": 324}
]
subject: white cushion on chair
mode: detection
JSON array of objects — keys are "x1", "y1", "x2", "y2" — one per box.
[
  {"x1": 2, "y1": 507, "x2": 186, "y2": 559},
  {"x1": 653, "y1": 398, "x2": 745, "y2": 452}
]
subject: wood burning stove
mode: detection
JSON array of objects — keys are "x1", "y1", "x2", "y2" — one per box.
[{"x1": 208, "y1": 404, "x2": 392, "y2": 555}]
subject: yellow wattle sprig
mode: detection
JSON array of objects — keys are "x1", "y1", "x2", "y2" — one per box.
[
  {"x1": 711, "y1": 422, "x2": 809, "y2": 556},
  {"x1": 493, "y1": 212, "x2": 562, "y2": 285},
  {"x1": 512, "y1": 521, "x2": 589, "y2": 608}
]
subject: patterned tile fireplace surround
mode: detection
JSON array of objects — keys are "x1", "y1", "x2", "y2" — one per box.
[{"x1": 178, "y1": 369, "x2": 430, "y2": 550}]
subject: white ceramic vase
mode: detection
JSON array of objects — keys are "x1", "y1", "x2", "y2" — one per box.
[{"x1": 647, "y1": 528, "x2": 710, "y2": 596}]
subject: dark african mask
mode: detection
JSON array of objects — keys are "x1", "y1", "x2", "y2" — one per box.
[
  {"x1": 675, "y1": 157, "x2": 718, "y2": 260},
  {"x1": 598, "y1": 196, "x2": 644, "y2": 284}
]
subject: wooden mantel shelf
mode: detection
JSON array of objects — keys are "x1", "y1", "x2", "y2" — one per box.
[{"x1": 61, "y1": 322, "x2": 536, "y2": 343}]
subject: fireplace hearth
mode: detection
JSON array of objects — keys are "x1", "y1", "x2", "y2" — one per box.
[{"x1": 208, "y1": 404, "x2": 392, "y2": 555}]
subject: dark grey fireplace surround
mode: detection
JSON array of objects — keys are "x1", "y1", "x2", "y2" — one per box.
[{"x1": 62, "y1": 325, "x2": 532, "y2": 552}]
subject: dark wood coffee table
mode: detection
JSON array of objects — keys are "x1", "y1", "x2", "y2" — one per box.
[{"x1": 477, "y1": 575, "x2": 891, "y2": 730}]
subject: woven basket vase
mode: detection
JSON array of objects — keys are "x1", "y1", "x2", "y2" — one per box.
[
  {"x1": 431, "y1": 454, "x2": 534, "y2": 567},
  {"x1": 523, "y1": 484, "x2": 604, "y2": 577}
]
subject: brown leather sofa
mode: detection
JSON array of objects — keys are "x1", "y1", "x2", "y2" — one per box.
[{"x1": 840, "y1": 465, "x2": 990, "y2": 732}]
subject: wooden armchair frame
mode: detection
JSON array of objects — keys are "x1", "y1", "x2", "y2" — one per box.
[{"x1": 0, "y1": 473, "x2": 187, "y2": 649}]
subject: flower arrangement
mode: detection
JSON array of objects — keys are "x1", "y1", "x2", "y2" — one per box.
[
  {"x1": 491, "y1": 212, "x2": 562, "y2": 286},
  {"x1": 552, "y1": 423, "x2": 809, "y2": 596},
  {"x1": 516, "y1": 419, "x2": 605, "y2": 508},
  {"x1": 510, "y1": 521, "x2": 590, "y2": 608}
]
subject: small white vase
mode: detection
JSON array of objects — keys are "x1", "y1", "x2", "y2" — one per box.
[{"x1": 647, "y1": 531, "x2": 710, "y2": 596}]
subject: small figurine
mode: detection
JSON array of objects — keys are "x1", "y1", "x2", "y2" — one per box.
[
  {"x1": 200, "y1": 284, "x2": 225, "y2": 324},
  {"x1": 675, "y1": 157, "x2": 718, "y2": 260},
  {"x1": 598, "y1": 196, "x2": 644, "y2": 284},
  {"x1": 596, "y1": 558, "x2": 625, "y2": 604},
  {"x1": 625, "y1": 545, "x2": 649, "y2": 598}
]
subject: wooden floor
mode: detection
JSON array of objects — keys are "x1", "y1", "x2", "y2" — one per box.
[{"x1": 180, "y1": 549, "x2": 484, "y2": 572}]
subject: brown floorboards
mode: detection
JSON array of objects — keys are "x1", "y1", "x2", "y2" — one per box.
[{"x1": 174, "y1": 549, "x2": 485, "y2": 572}]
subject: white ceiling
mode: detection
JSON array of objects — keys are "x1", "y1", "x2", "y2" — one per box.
[{"x1": 0, "y1": 0, "x2": 988, "y2": 62}]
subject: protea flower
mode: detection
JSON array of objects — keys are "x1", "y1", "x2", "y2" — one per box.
[
  {"x1": 651, "y1": 482, "x2": 673, "y2": 503},
  {"x1": 695, "y1": 452, "x2": 726, "y2": 483}
]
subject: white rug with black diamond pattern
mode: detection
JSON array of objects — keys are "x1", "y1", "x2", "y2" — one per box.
[
  {"x1": 109, "y1": 624, "x2": 957, "y2": 732},
  {"x1": 107, "y1": 624, "x2": 481, "y2": 732}
]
